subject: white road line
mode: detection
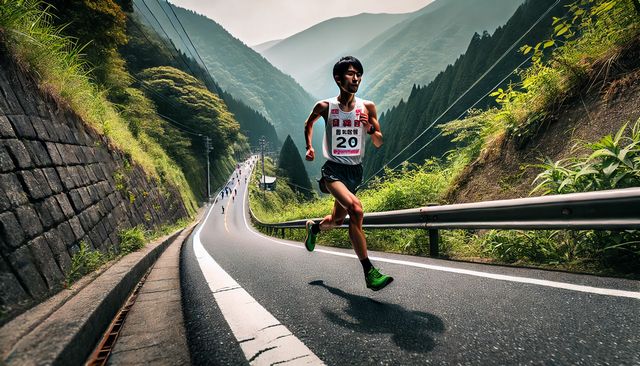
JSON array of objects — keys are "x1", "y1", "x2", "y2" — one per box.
[
  {"x1": 194, "y1": 199, "x2": 325, "y2": 365},
  {"x1": 240, "y1": 170, "x2": 640, "y2": 300}
]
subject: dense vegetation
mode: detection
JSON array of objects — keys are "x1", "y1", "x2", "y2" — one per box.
[
  {"x1": 133, "y1": 0, "x2": 314, "y2": 171},
  {"x1": 250, "y1": 0, "x2": 640, "y2": 277},
  {"x1": 362, "y1": 0, "x2": 574, "y2": 181}
]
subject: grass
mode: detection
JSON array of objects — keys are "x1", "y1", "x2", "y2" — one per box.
[{"x1": 0, "y1": 0, "x2": 198, "y2": 215}]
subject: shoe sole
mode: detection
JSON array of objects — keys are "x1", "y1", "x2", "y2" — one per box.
[
  {"x1": 367, "y1": 276, "x2": 394, "y2": 291},
  {"x1": 304, "y1": 222, "x2": 315, "y2": 252}
]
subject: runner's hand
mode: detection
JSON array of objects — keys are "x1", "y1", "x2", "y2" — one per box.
[
  {"x1": 305, "y1": 147, "x2": 315, "y2": 161},
  {"x1": 360, "y1": 112, "x2": 370, "y2": 129}
]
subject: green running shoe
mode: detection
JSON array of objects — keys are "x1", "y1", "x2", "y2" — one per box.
[
  {"x1": 304, "y1": 220, "x2": 317, "y2": 252},
  {"x1": 365, "y1": 267, "x2": 394, "y2": 291}
]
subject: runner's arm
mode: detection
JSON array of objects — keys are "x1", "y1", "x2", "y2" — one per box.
[
  {"x1": 304, "y1": 101, "x2": 328, "y2": 161},
  {"x1": 364, "y1": 101, "x2": 383, "y2": 148}
]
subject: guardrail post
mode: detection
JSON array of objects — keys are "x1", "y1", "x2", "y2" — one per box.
[
  {"x1": 281, "y1": 228, "x2": 285, "y2": 238},
  {"x1": 429, "y1": 229, "x2": 439, "y2": 257}
]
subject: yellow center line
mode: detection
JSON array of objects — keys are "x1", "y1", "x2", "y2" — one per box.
[{"x1": 224, "y1": 177, "x2": 242, "y2": 233}]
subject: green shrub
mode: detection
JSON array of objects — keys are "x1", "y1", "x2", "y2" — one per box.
[
  {"x1": 119, "y1": 226, "x2": 146, "y2": 255},
  {"x1": 65, "y1": 242, "x2": 109, "y2": 286},
  {"x1": 532, "y1": 118, "x2": 640, "y2": 194}
]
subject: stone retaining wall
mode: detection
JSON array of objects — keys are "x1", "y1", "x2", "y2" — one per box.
[{"x1": 0, "y1": 51, "x2": 189, "y2": 323}]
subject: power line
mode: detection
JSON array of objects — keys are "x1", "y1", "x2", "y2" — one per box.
[
  {"x1": 128, "y1": 5, "x2": 195, "y2": 75},
  {"x1": 363, "y1": 0, "x2": 562, "y2": 183},
  {"x1": 134, "y1": 0, "x2": 199, "y2": 77},
  {"x1": 157, "y1": 0, "x2": 223, "y2": 95}
]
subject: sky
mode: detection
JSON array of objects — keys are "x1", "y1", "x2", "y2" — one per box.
[{"x1": 169, "y1": 0, "x2": 435, "y2": 46}]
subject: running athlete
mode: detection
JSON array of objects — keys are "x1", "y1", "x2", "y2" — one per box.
[{"x1": 303, "y1": 56, "x2": 393, "y2": 291}]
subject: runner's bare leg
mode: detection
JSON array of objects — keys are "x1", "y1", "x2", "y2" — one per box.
[{"x1": 320, "y1": 180, "x2": 368, "y2": 260}]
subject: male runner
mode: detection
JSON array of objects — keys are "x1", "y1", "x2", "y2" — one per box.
[{"x1": 303, "y1": 56, "x2": 393, "y2": 291}]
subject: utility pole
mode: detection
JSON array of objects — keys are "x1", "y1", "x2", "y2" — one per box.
[
  {"x1": 204, "y1": 136, "x2": 212, "y2": 200},
  {"x1": 259, "y1": 137, "x2": 266, "y2": 190}
]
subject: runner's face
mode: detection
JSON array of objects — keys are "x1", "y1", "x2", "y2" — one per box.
[{"x1": 338, "y1": 65, "x2": 362, "y2": 93}]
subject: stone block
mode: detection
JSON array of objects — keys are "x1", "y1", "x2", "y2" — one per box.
[
  {"x1": 76, "y1": 166, "x2": 90, "y2": 187},
  {"x1": 28, "y1": 236, "x2": 64, "y2": 290},
  {"x1": 43, "y1": 228, "x2": 72, "y2": 275},
  {"x1": 68, "y1": 216, "x2": 85, "y2": 241},
  {"x1": 0, "y1": 255, "x2": 30, "y2": 307},
  {"x1": 13, "y1": 68, "x2": 45, "y2": 117},
  {"x1": 42, "y1": 115, "x2": 62, "y2": 142},
  {"x1": 56, "y1": 143, "x2": 79, "y2": 165},
  {"x1": 0, "y1": 144, "x2": 15, "y2": 172},
  {"x1": 6, "y1": 245, "x2": 48, "y2": 298},
  {"x1": 0, "y1": 115, "x2": 16, "y2": 138},
  {"x1": 34, "y1": 200, "x2": 54, "y2": 230},
  {"x1": 15, "y1": 205, "x2": 43, "y2": 239},
  {"x1": 0, "y1": 188, "x2": 10, "y2": 212},
  {"x1": 44, "y1": 142, "x2": 63, "y2": 166},
  {"x1": 56, "y1": 166, "x2": 75, "y2": 190},
  {"x1": 54, "y1": 193, "x2": 74, "y2": 218},
  {"x1": 42, "y1": 167, "x2": 63, "y2": 194},
  {"x1": 0, "y1": 211, "x2": 25, "y2": 250},
  {"x1": 0, "y1": 173, "x2": 28, "y2": 207},
  {"x1": 69, "y1": 166, "x2": 84, "y2": 188},
  {"x1": 88, "y1": 228, "x2": 102, "y2": 250},
  {"x1": 29, "y1": 116, "x2": 50, "y2": 140},
  {"x1": 72, "y1": 144, "x2": 86, "y2": 162},
  {"x1": 0, "y1": 78, "x2": 24, "y2": 115},
  {"x1": 78, "y1": 209, "x2": 95, "y2": 233},
  {"x1": 78, "y1": 186, "x2": 92, "y2": 207},
  {"x1": 59, "y1": 125, "x2": 74, "y2": 144},
  {"x1": 86, "y1": 185, "x2": 98, "y2": 204},
  {"x1": 6, "y1": 115, "x2": 37, "y2": 139},
  {"x1": 96, "y1": 220, "x2": 108, "y2": 243},
  {"x1": 85, "y1": 163, "x2": 98, "y2": 183},
  {"x1": 4, "y1": 139, "x2": 33, "y2": 169},
  {"x1": 41, "y1": 196, "x2": 65, "y2": 225},
  {"x1": 67, "y1": 189, "x2": 84, "y2": 213},
  {"x1": 23, "y1": 140, "x2": 52, "y2": 167},
  {"x1": 17, "y1": 170, "x2": 48, "y2": 200},
  {"x1": 56, "y1": 221, "x2": 76, "y2": 249}
]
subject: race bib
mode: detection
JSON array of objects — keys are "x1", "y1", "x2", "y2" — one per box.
[{"x1": 332, "y1": 124, "x2": 362, "y2": 156}]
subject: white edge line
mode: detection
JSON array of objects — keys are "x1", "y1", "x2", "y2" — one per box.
[
  {"x1": 193, "y1": 199, "x2": 324, "y2": 365},
  {"x1": 240, "y1": 167, "x2": 640, "y2": 300}
]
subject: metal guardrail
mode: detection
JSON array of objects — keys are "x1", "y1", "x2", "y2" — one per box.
[{"x1": 250, "y1": 187, "x2": 640, "y2": 257}]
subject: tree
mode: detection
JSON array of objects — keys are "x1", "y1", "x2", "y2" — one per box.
[{"x1": 277, "y1": 135, "x2": 313, "y2": 199}]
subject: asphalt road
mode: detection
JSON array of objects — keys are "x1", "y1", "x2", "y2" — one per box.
[{"x1": 181, "y1": 159, "x2": 640, "y2": 365}]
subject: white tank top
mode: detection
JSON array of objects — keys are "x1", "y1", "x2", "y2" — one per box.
[{"x1": 322, "y1": 97, "x2": 367, "y2": 165}]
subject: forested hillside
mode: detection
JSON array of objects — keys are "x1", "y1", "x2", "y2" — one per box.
[
  {"x1": 259, "y1": 12, "x2": 413, "y2": 98},
  {"x1": 122, "y1": 3, "x2": 280, "y2": 149},
  {"x1": 303, "y1": 0, "x2": 526, "y2": 111},
  {"x1": 362, "y1": 0, "x2": 572, "y2": 180},
  {"x1": 132, "y1": 0, "x2": 316, "y2": 160}
]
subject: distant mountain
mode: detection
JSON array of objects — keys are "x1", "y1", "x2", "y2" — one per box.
[
  {"x1": 133, "y1": 0, "x2": 315, "y2": 157},
  {"x1": 307, "y1": 0, "x2": 527, "y2": 111},
  {"x1": 252, "y1": 39, "x2": 282, "y2": 53},
  {"x1": 259, "y1": 12, "x2": 414, "y2": 99},
  {"x1": 362, "y1": 0, "x2": 573, "y2": 179}
]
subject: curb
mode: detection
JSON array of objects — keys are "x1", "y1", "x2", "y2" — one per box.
[{"x1": 0, "y1": 221, "x2": 196, "y2": 365}]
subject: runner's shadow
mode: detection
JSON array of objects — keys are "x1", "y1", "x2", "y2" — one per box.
[{"x1": 308, "y1": 280, "x2": 444, "y2": 353}]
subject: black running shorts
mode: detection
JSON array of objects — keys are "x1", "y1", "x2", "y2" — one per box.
[{"x1": 318, "y1": 160, "x2": 363, "y2": 194}]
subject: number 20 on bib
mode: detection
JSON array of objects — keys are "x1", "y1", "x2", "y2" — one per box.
[{"x1": 332, "y1": 118, "x2": 362, "y2": 156}]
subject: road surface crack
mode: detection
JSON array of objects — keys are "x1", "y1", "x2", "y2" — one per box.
[{"x1": 248, "y1": 346, "x2": 277, "y2": 363}]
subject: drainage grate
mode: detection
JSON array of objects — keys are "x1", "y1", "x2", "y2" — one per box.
[{"x1": 85, "y1": 268, "x2": 152, "y2": 366}]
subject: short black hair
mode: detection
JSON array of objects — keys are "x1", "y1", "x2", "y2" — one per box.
[{"x1": 332, "y1": 56, "x2": 363, "y2": 79}]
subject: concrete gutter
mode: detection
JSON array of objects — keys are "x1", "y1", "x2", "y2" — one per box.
[{"x1": 0, "y1": 210, "x2": 202, "y2": 365}]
